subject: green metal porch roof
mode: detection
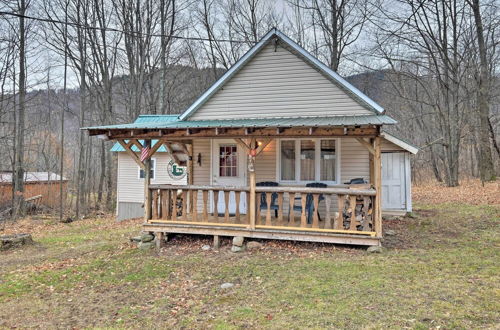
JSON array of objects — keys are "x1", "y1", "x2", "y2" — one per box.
[{"x1": 89, "y1": 114, "x2": 396, "y2": 131}]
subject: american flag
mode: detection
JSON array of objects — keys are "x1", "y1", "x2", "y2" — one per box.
[{"x1": 140, "y1": 141, "x2": 150, "y2": 162}]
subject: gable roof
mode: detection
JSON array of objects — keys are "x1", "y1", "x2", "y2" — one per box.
[
  {"x1": 179, "y1": 28, "x2": 384, "y2": 121},
  {"x1": 381, "y1": 132, "x2": 419, "y2": 154}
]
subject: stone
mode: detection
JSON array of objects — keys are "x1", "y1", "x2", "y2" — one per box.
[
  {"x1": 232, "y1": 236, "x2": 244, "y2": 247},
  {"x1": 231, "y1": 245, "x2": 245, "y2": 253},
  {"x1": 246, "y1": 241, "x2": 263, "y2": 250},
  {"x1": 385, "y1": 230, "x2": 396, "y2": 236},
  {"x1": 141, "y1": 234, "x2": 155, "y2": 243},
  {"x1": 130, "y1": 236, "x2": 142, "y2": 243},
  {"x1": 138, "y1": 241, "x2": 155, "y2": 250},
  {"x1": 367, "y1": 246, "x2": 385, "y2": 254},
  {"x1": 220, "y1": 282, "x2": 234, "y2": 289},
  {"x1": 201, "y1": 245, "x2": 211, "y2": 251}
]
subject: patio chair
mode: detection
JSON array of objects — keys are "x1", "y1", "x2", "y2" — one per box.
[
  {"x1": 343, "y1": 178, "x2": 367, "y2": 185},
  {"x1": 292, "y1": 182, "x2": 327, "y2": 224},
  {"x1": 256, "y1": 181, "x2": 280, "y2": 218}
]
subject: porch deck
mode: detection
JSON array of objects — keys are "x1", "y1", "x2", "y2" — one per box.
[{"x1": 144, "y1": 184, "x2": 382, "y2": 246}]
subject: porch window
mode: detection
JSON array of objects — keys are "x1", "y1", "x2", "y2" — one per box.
[
  {"x1": 280, "y1": 140, "x2": 295, "y2": 181},
  {"x1": 219, "y1": 144, "x2": 238, "y2": 177},
  {"x1": 138, "y1": 158, "x2": 156, "y2": 179},
  {"x1": 279, "y1": 139, "x2": 338, "y2": 183}
]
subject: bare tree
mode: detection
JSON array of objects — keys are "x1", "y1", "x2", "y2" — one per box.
[{"x1": 468, "y1": 0, "x2": 496, "y2": 181}]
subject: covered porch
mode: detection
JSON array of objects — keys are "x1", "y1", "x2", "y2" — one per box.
[{"x1": 86, "y1": 115, "x2": 394, "y2": 247}]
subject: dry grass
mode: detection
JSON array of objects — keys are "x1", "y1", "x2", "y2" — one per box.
[{"x1": 413, "y1": 178, "x2": 500, "y2": 205}]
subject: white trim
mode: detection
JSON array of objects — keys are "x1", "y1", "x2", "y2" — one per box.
[
  {"x1": 405, "y1": 153, "x2": 412, "y2": 212},
  {"x1": 179, "y1": 28, "x2": 384, "y2": 120},
  {"x1": 138, "y1": 157, "x2": 156, "y2": 180},
  {"x1": 276, "y1": 138, "x2": 341, "y2": 185},
  {"x1": 381, "y1": 132, "x2": 418, "y2": 154}
]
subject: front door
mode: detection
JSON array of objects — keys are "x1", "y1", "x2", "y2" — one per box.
[
  {"x1": 211, "y1": 140, "x2": 247, "y2": 214},
  {"x1": 381, "y1": 152, "x2": 406, "y2": 210}
]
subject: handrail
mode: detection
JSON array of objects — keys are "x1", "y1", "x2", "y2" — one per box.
[
  {"x1": 150, "y1": 184, "x2": 250, "y2": 191},
  {"x1": 149, "y1": 184, "x2": 375, "y2": 196}
]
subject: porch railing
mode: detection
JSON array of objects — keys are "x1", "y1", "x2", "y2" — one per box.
[{"x1": 148, "y1": 184, "x2": 377, "y2": 236}]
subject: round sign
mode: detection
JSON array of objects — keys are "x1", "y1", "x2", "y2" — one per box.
[{"x1": 167, "y1": 160, "x2": 187, "y2": 180}]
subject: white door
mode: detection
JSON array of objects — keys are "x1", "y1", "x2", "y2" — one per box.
[
  {"x1": 211, "y1": 140, "x2": 247, "y2": 214},
  {"x1": 382, "y1": 153, "x2": 406, "y2": 210}
]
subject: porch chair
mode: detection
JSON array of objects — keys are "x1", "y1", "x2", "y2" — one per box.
[
  {"x1": 256, "y1": 181, "x2": 280, "y2": 218},
  {"x1": 292, "y1": 182, "x2": 327, "y2": 224}
]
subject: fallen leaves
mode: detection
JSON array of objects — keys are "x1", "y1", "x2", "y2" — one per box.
[{"x1": 413, "y1": 178, "x2": 499, "y2": 205}]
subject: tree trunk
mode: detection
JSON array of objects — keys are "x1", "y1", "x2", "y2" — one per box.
[
  {"x1": 13, "y1": 0, "x2": 26, "y2": 219},
  {"x1": 470, "y1": 0, "x2": 495, "y2": 181}
]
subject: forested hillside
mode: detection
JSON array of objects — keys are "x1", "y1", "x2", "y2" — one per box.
[{"x1": 0, "y1": 0, "x2": 498, "y2": 217}]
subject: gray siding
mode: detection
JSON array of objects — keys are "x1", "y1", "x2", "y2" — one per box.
[
  {"x1": 188, "y1": 43, "x2": 374, "y2": 120},
  {"x1": 117, "y1": 202, "x2": 143, "y2": 221}
]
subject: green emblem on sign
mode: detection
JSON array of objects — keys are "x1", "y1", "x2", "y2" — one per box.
[{"x1": 167, "y1": 160, "x2": 187, "y2": 180}]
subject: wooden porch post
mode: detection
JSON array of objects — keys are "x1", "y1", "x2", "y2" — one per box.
[
  {"x1": 144, "y1": 140, "x2": 152, "y2": 221},
  {"x1": 373, "y1": 136, "x2": 382, "y2": 237},
  {"x1": 248, "y1": 139, "x2": 257, "y2": 230}
]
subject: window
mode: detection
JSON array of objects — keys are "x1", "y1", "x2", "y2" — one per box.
[
  {"x1": 219, "y1": 144, "x2": 238, "y2": 177},
  {"x1": 139, "y1": 158, "x2": 156, "y2": 179},
  {"x1": 280, "y1": 140, "x2": 295, "y2": 181},
  {"x1": 279, "y1": 139, "x2": 338, "y2": 183}
]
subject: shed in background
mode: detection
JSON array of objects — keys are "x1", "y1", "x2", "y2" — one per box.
[{"x1": 0, "y1": 172, "x2": 68, "y2": 209}]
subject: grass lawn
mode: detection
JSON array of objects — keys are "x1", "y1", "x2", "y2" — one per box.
[{"x1": 0, "y1": 195, "x2": 499, "y2": 328}]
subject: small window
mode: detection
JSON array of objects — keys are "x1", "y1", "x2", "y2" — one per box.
[
  {"x1": 219, "y1": 145, "x2": 238, "y2": 177},
  {"x1": 139, "y1": 158, "x2": 156, "y2": 179}
]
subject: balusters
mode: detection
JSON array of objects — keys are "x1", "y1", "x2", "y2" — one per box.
[
  {"x1": 202, "y1": 190, "x2": 209, "y2": 222},
  {"x1": 152, "y1": 189, "x2": 159, "y2": 219},
  {"x1": 336, "y1": 194, "x2": 345, "y2": 229},
  {"x1": 312, "y1": 194, "x2": 320, "y2": 228},
  {"x1": 288, "y1": 193, "x2": 295, "y2": 225},
  {"x1": 324, "y1": 194, "x2": 332, "y2": 229},
  {"x1": 265, "y1": 192, "x2": 272, "y2": 226},
  {"x1": 181, "y1": 190, "x2": 187, "y2": 221},
  {"x1": 235, "y1": 191, "x2": 241, "y2": 223},
  {"x1": 212, "y1": 190, "x2": 219, "y2": 222},
  {"x1": 192, "y1": 190, "x2": 198, "y2": 222},
  {"x1": 224, "y1": 191, "x2": 230, "y2": 223},
  {"x1": 256, "y1": 193, "x2": 262, "y2": 224},
  {"x1": 300, "y1": 194, "x2": 307, "y2": 228},
  {"x1": 171, "y1": 190, "x2": 178, "y2": 221},
  {"x1": 160, "y1": 189, "x2": 169, "y2": 219},
  {"x1": 277, "y1": 192, "x2": 284, "y2": 225}
]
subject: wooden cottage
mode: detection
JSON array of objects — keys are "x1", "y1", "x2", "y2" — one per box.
[{"x1": 86, "y1": 29, "x2": 418, "y2": 247}]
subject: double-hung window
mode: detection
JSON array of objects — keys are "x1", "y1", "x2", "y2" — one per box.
[
  {"x1": 279, "y1": 139, "x2": 339, "y2": 184},
  {"x1": 138, "y1": 158, "x2": 156, "y2": 180}
]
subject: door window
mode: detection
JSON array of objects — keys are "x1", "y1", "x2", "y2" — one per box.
[{"x1": 219, "y1": 144, "x2": 238, "y2": 177}]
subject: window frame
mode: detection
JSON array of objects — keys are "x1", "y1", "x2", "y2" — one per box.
[
  {"x1": 276, "y1": 138, "x2": 340, "y2": 185},
  {"x1": 138, "y1": 157, "x2": 156, "y2": 180}
]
